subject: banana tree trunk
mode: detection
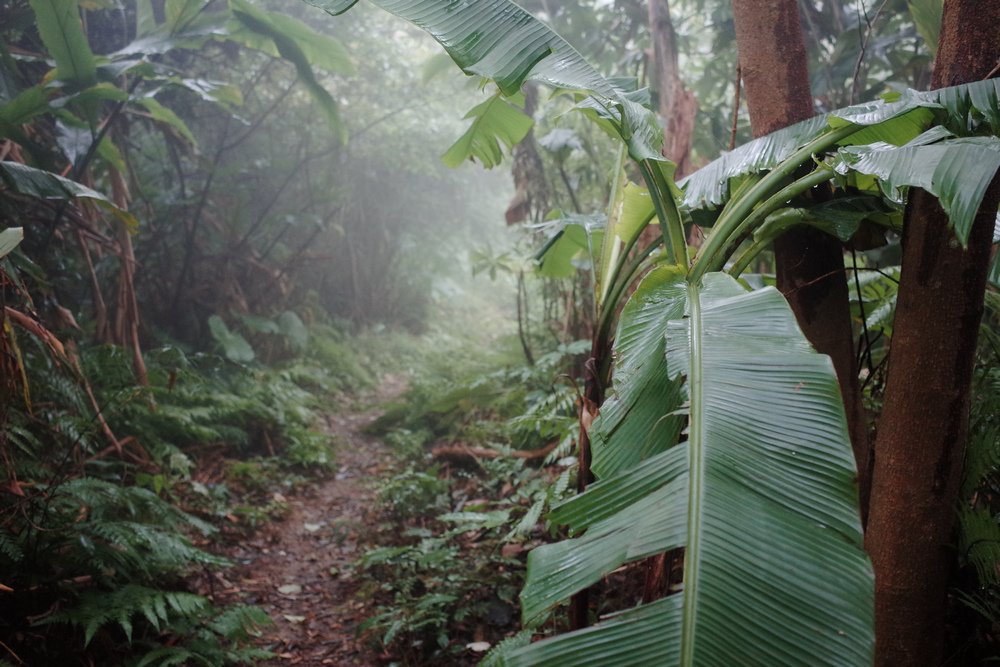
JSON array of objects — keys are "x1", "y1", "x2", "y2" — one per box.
[
  {"x1": 731, "y1": 0, "x2": 871, "y2": 516},
  {"x1": 865, "y1": 1, "x2": 1000, "y2": 663}
]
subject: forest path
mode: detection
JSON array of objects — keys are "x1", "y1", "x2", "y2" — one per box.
[{"x1": 205, "y1": 375, "x2": 408, "y2": 666}]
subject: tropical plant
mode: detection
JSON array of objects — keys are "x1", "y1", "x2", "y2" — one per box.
[{"x1": 300, "y1": 0, "x2": 1000, "y2": 663}]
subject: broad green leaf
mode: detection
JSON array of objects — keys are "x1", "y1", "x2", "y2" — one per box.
[
  {"x1": 0, "y1": 227, "x2": 23, "y2": 259},
  {"x1": 231, "y1": 0, "x2": 345, "y2": 141},
  {"x1": 165, "y1": 0, "x2": 205, "y2": 32},
  {"x1": 442, "y1": 92, "x2": 533, "y2": 169},
  {"x1": 516, "y1": 272, "x2": 873, "y2": 665},
  {"x1": 135, "y1": 0, "x2": 157, "y2": 35},
  {"x1": 617, "y1": 183, "x2": 655, "y2": 246},
  {"x1": 681, "y1": 80, "x2": 1000, "y2": 210},
  {"x1": 207, "y1": 315, "x2": 255, "y2": 363},
  {"x1": 927, "y1": 78, "x2": 1000, "y2": 137},
  {"x1": 52, "y1": 81, "x2": 131, "y2": 109},
  {"x1": 549, "y1": 445, "x2": 687, "y2": 533},
  {"x1": 236, "y1": 312, "x2": 280, "y2": 335},
  {"x1": 521, "y1": 475, "x2": 687, "y2": 624},
  {"x1": 680, "y1": 116, "x2": 827, "y2": 209},
  {"x1": 28, "y1": 0, "x2": 97, "y2": 88},
  {"x1": 260, "y1": 11, "x2": 354, "y2": 75},
  {"x1": 0, "y1": 161, "x2": 139, "y2": 230},
  {"x1": 308, "y1": 0, "x2": 614, "y2": 98},
  {"x1": 836, "y1": 135, "x2": 1000, "y2": 246},
  {"x1": 753, "y1": 196, "x2": 900, "y2": 245},
  {"x1": 533, "y1": 216, "x2": 603, "y2": 279},
  {"x1": 595, "y1": 152, "x2": 628, "y2": 305},
  {"x1": 112, "y1": 10, "x2": 232, "y2": 58},
  {"x1": 508, "y1": 597, "x2": 682, "y2": 667},
  {"x1": 135, "y1": 97, "x2": 198, "y2": 146},
  {"x1": 0, "y1": 85, "x2": 52, "y2": 137},
  {"x1": 908, "y1": 0, "x2": 943, "y2": 57},
  {"x1": 589, "y1": 266, "x2": 686, "y2": 478},
  {"x1": 278, "y1": 311, "x2": 309, "y2": 350},
  {"x1": 849, "y1": 266, "x2": 900, "y2": 336},
  {"x1": 302, "y1": 0, "x2": 664, "y2": 161},
  {"x1": 171, "y1": 78, "x2": 243, "y2": 109}
]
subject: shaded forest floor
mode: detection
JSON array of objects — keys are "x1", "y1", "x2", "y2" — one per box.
[{"x1": 193, "y1": 376, "x2": 409, "y2": 666}]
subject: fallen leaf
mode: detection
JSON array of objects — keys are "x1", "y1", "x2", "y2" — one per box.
[
  {"x1": 303, "y1": 522, "x2": 324, "y2": 533},
  {"x1": 283, "y1": 615, "x2": 307, "y2": 623},
  {"x1": 466, "y1": 641, "x2": 491, "y2": 652},
  {"x1": 277, "y1": 584, "x2": 302, "y2": 595},
  {"x1": 501, "y1": 543, "x2": 524, "y2": 559}
]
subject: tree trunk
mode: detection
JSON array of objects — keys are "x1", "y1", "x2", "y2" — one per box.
[
  {"x1": 864, "y1": 1, "x2": 1000, "y2": 664},
  {"x1": 646, "y1": 0, "x2": 697, "y2": 176},
  {"x1": 730, "y1": 0, "x2": 871, "y2": 514},
  {"x1": 505, "y1": 85, "x2": 549, "y2": 224}
]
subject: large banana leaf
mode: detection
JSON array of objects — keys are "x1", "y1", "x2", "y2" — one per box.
[
  {"x1": 511, "y1": 270, "x2": 873, "y2": 666},
  {"x1": 681, "y1": 80, "x2": 1000, "y2": 211},
  {"x1": 442, "y1": 92, "x2": 533, "y2": 168},
  {"x1": 836, "y1": 134, "x2": 1000, "y2": 245},
  {"x1": 588, "y1": 265, "x2": 686, "y2": 478},
  {"x1": 301, "y1": 0, "x2": 664, "y2": 161}
]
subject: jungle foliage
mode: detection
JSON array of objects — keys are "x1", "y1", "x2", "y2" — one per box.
[
  {"x1": 302, "y1": 0, "x2": 1000, "y2": 664},
  {"x1": 0, "y1": 0, "x2": 507, "y2": 663},
  {"x1": 4, "y1": 0, "x2": 1000, "y2": 665}
]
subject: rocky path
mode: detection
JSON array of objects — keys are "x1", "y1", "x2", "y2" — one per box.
[{"x1": 204, "y1": 377, "x2": 406, "y2": 666}]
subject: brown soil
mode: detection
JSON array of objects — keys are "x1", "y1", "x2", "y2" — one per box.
[{"x1": 202, "y1": 375, "x2": 408, "y2": 666}]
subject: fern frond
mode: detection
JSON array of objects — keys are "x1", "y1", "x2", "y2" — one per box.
[
  {"x1": 0, "y1": 532, "x2": 24, "y2": 564},
  {"x1": 38, "y1": 585, "x2": 209, "y2": 646}
]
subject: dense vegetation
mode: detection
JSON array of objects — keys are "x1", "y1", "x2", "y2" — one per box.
[{"x1": 2, "y1": 0, "x2": 1000, "y2": 665}]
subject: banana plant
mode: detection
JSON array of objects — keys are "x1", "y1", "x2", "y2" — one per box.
[{"x1": 300, "y1": 1, "x2": 1000, "y2": 664}]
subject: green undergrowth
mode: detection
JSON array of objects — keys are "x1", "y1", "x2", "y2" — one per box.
[
  {"x1": 0, "y1": 316, "x2": 381, "y2": 666},
  {"x1": 950, "y1": 294, "x2": 1000, "y2": 662},
  {"x1": 353, "y1": 338, "x2": 585, "y2": 665}
]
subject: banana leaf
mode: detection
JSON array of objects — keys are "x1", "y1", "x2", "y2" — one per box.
[
  {"x1": 681, "y1": 80, "x2": 1000, "y2": 211},
  {"x1": 301, "y1": 0, "x2": 664, "y2": 161},
  {"x1": 513, "y1": 270, "x2": 873, "y2": 666},
  {"x1": 442, "y1": 92, "x2": 533, "y2": 169}
]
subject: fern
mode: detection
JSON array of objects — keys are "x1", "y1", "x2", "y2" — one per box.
[
  {"x1": 956, "y1": 358, "x2": 1000, "y2": 648},
  {"x1": 0, "y1": 532, "x2": 23, "y2": 563},
  {"x1": 39, "y1": 584, "x2": 208, "y2": 645}
]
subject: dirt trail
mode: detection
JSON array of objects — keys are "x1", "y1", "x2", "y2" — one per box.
[{"x1": 206, "y1": 376, "x2": 407, "y2": 666}]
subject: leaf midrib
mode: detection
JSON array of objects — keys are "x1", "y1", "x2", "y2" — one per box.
[{"x1": 679, "y1": 279, "x2": 704, "y2": 665}]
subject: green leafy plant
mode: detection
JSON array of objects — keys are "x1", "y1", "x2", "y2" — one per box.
[{"x1": 301, "y1": 0, "x2": 1000, "y2": 663}]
